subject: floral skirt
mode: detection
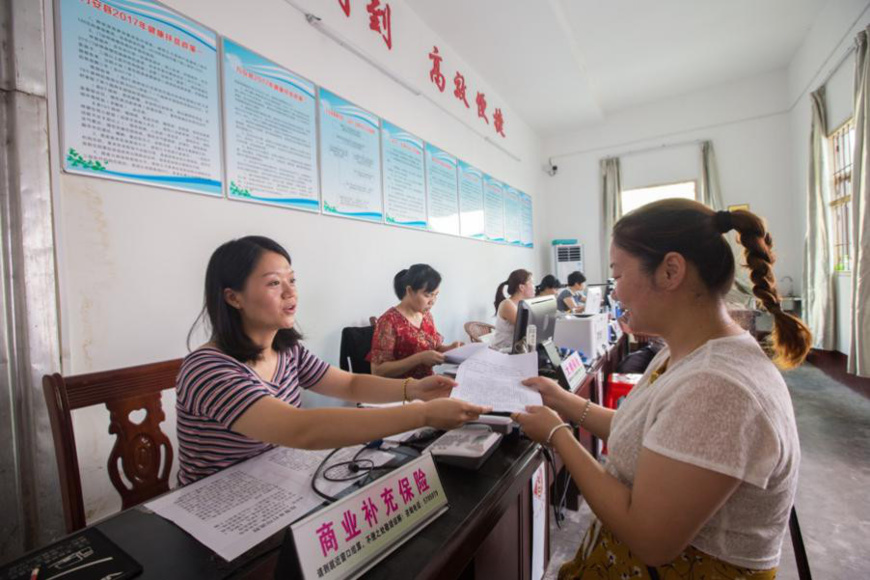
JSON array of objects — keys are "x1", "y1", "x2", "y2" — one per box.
[{"x1": 557, "y1": 520, "x2": 778, "y2": 580}]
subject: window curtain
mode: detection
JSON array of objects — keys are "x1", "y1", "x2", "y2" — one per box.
[
  {"x1": 848, "y1": 28, "x2": 870, "y2": 376},
  {"x1": 700, "y1": 141, "x2": 753, "y2": 306},
  {"x1": 601, "y1": 157, "x2": 622, "y2": 281},
  {"x1": 804, "y1": 87, "x2": 837, "y2": 351}
]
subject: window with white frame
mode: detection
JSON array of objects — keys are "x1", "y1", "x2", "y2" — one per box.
[
  {"x1": 828, "y1": 119, "x2": 854, "y2": 272},
  {"x1": 620, "y1": 180, "x2": 697, "y2": 215}
]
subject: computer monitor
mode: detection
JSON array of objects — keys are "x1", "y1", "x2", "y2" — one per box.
[
  {"x1": 512, "y1": 295, "x2": 558, "y2": 353},
  {"x1": 583, "y1": 286, "x2": 603, "y2": 314}
]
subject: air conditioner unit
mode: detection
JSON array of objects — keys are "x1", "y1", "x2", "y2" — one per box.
[{"x1": 552, "y1": 243, "x2": 584, "y2": 283}]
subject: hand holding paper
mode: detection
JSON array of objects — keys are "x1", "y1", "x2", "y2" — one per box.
[
  {"x1": 451, "y1": 349, "x2": 541, "y2": 413},
  {"x1": 443, "y1": 342, "x2": 488, "y2": 364}
]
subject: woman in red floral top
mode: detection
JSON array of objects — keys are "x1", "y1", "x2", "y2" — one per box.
[{"x1": 369, "y1": 264, "x2": 463, "y2": 379}]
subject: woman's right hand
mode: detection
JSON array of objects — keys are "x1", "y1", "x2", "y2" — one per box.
[
  {"x1": 522, "y1": 376, "x2": 574, "y2": 417},
  {"x1": 415, "y1": 350, "x2": 446, "y2": 366},
  {"x1": 422, "y1": 399, "x2": 491, "y2": 430}
]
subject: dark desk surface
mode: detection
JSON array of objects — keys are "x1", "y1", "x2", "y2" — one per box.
[{"x1": 93, "y1": 434, "x2": 543, "y2": 580}]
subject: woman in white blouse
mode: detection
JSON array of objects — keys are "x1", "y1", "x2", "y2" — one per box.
[{"x1": 514, "y1": 199, "x2": 811, "y2": 578}]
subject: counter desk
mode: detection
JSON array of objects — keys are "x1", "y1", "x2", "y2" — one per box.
[{"x1": 85, "y1": 434, "x2": 548, "y2": 580}]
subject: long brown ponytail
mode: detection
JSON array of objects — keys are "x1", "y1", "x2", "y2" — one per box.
[
  {"x1": 729, "y1": 210, "x2": 812, "y2": 368},
  {"x1": 612, "y1": 199, "x2": 811, "y2": 369}
]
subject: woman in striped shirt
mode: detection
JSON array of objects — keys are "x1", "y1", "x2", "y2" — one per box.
[{"x1": 177, "y1": 236, "x2": 487, "y2": 485}]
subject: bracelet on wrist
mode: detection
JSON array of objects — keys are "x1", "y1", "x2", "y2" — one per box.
[
  {"x1": 546, "y1": 422, "x2": 571, "y2": 446},
  {"x1": 577, "y1": 398, "x2": 592, "y2": 429},
  {"x1": 402, "y1": 378, "x2": 411, "y2": 404}
]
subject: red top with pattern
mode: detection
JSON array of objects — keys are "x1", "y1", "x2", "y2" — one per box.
[{"x1": 368, "y1": 307, "x2": 443, "y2": 379}]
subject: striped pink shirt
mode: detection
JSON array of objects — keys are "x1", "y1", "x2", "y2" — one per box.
[{"x1": 176, "y1": 344, "x2": 329, "y2": 485}]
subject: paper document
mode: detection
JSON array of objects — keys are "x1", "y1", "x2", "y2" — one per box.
[
  {"x1": 452, "y1": 349, "x2": 541, "y2": 413},
  {"x1": 443, "y1": 342, "x2": 488, "y2": 364},
  {"x1": 146, "y1": 445, "x2": 392, "y2": 562}
]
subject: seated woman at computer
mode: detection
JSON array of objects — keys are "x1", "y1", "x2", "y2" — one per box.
[
  {"x1": 176, "y1": 237, "x2": 487, "y2": 485},
  {"x1": 513, "y1": 200, "x2": 809, "y2": 578},
  {"x1": 535, "y1": 274, "x2": 561, "y2": 297},
  {"x1": 557, "y1": 270, "x2": 586, "y2": 313},
  {"x1": 490, "y1": 269, "x2": 535, "y2": 351},
  {"x1": 369, "y1": 264, "x2": 463, "y2": 379}
]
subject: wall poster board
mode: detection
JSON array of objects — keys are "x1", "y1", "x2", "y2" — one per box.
[
  {"x1": 483, "y1": 175, "x2": 505, "y2": 243},
  {"x1": 458, "y1": 160, "x2": 485, "y2": 239},
  {"x1": 55, "y1": 2, "x2": 535, "y2": 247},
  {"x1": 319, "y1": 88, "x2": 383, "y2": 222},
  {"x1": 425, "y1": 144, "x2": 460, "y2": 235},
  {"x1": 503, "y1": 185, "x2": 522, "y2": 246},
  {"x1": 223, "y1": 39, "x2": 319, "y2": 210},
  {"x1": 381, "y1": 120, "x2": 427, "y2": 228},
  {"x1": 58, "y1": 0, "x2": 222, "y2": 195},
  {"x1": 520, "y1": 191, "x2": 534, "y2": 248}
]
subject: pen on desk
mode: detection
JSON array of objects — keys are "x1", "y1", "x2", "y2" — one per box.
[
  {"x1": 43, "y1": 557, "x2": 113, "y2": 580},
  {"x1": 30, "y1": 566, "x2": 39, "y2": 580}
]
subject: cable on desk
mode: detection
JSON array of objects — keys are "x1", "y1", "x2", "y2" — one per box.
[
  {"x1": 390, "y1": 428, "x2": 443, "y2": 452},
  {"x1": 311, "y1": 440, "x2": 393, "y2": 503}
]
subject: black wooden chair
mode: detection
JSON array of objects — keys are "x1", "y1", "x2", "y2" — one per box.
[{"x1": 339, "y1": 316, "x2": 378, "y2": 374}]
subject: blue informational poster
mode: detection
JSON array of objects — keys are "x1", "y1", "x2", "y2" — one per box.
[
  {"x1": 425, "y1": 144, "x2": 460, "y2": 235},
  {"x1": 520, "y1": 192, "x2": 534, "y2": 248},
  {"x1": 458, "y1": 161, "x2": 485, "y2": 239},
  {"x1": 381, "y1": 120, "x2": 426, "y2": 228},
  {"x1": 58, "y1": 0, "x2": 222, "y2": 195},
  {"x1": 223, "y1": 39, "x2": 319, "y2": 211},
  {"x1": 319, "y1": 88, "x2": 383, "y2": 222},
  {"x1": 503, "y1": 185, "x2": 522, "y2": 246},
  {"x1": 483, "y1": 175, "x2": 505, "y2": 243}
]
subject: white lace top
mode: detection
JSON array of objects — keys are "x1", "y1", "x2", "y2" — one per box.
[{"x1": 605, "y1": 332, "x2": 799, "y2": 569}]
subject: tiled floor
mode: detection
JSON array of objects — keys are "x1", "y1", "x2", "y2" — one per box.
[{"x1": 543, "y1": 363, "x2": 870, "y2": 579}]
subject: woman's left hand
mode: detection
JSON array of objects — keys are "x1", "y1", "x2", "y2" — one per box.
[
  {"x1": 511, "y1": 406, "x2": 565, "y2": 444},
  {"x1": 442, "y1": 340, "x2": 464, "y2": 351},
  {"x1": 410, "y1": 375, "x2": 457, "y2": 401}
]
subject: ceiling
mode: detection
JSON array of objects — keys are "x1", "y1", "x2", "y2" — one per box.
[{"x1": 405, "y1": 0, "x2": 828, "y2": 136}]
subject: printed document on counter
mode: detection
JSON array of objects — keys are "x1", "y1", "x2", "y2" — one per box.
[{"x1": 146, "y1": 445, "x2": 392, "y2": 561}]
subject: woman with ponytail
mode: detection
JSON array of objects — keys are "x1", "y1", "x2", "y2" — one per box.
[
  {"x1": 514, "y1": 199, "x2": 810, "y2": 578},
  {"x1": 370, "y1": 264, "x2": 463, "y2": 378},
  {"x1": 491, "y1": 269, "x2": 535, "y2": 350}
]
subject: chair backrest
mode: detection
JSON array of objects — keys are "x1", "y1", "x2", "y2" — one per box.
[
  {"x1": 464, "y1": 321, "x2": 495, "y2": 343},
  {"x1": 42, "y1": 358, "x2": 182, "y2": 532},
  {"x1": 477, "y1": 331, "x2": 495, "y2": 346},
  {"x1": 339, "y1": 323, "x2": 376, "y2": 374}
]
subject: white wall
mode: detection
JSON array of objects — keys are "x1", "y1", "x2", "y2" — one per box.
[
  {"x1": 44, "y1": 0, "x2": 546, "y2": 521},
  {"x1": 787, "y1": 0, "x2": 870, "y2": 354},
  {"x1": 541, "y1": 71, "x2": 798, "y2": 287}
]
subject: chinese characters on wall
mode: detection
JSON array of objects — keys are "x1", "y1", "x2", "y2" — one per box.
[{"x1": 429, "y1": 46, "x2": 507, "y2": 138}]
